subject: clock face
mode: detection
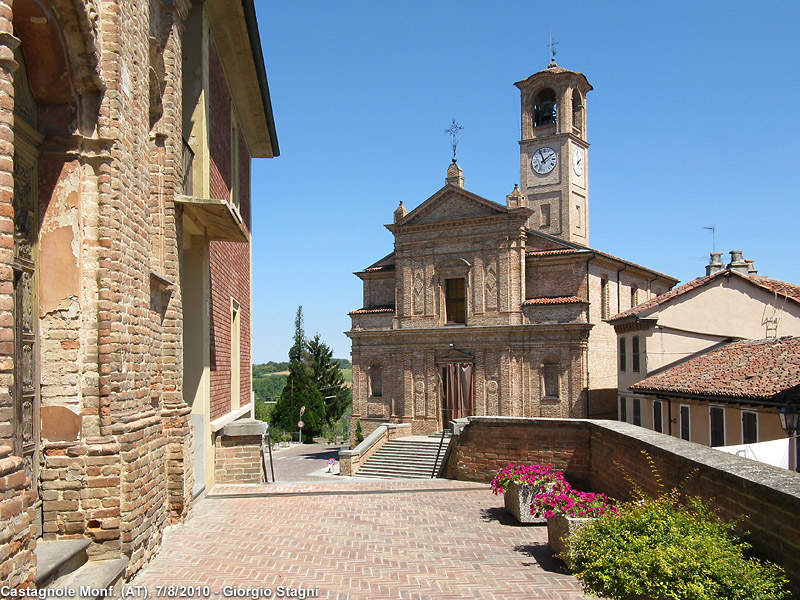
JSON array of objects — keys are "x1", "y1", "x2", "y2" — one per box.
[
  {"x1": 531, "y1": 147, "x2": 557, "y2": 175},
  {"x1": 572, "y1": 148, "x2": 584, "y2": 176}
]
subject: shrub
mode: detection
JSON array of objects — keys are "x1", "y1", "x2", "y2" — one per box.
[
  {"x1": 569, "y1": 453, "x2": 789, "y2": 600},
  {"x1": 355, "y1": 419, "x2": 364, "y2": 444}
]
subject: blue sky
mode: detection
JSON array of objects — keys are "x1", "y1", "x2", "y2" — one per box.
[{"x1": 249, "y1": 2, "x2": 799, "y2": 362}]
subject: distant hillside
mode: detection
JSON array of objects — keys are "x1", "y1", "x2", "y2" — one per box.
[{"x1": 252, "y1": 359, "x2": 352, "y2": 401}]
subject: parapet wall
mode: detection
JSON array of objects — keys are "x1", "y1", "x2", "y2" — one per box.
[{"x1": 445, "y1": 416, "x2": 800, "y2": 596}]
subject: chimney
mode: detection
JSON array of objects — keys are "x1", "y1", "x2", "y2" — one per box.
[
  {"x1": 705, "y1": 252, "x2": 724, "y2": 276},
  {"x1": 393, "y1": 201, "x2": 408, "y2": 223},
  {"x1": 445, "y1": 160, "x2": 464, "y2": 188},
  {"x1": 727, "y1": 250, "x2": 749, "y2": 275},
  {"x1": 745, "y1": 259, "x2": 758, "y2": 276},
  {"x1": 506, "y1": 184, "x2": 525, "y2": 208}
]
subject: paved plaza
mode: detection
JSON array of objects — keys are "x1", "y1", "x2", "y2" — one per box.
[{"x1": 129, "y1": 456, "x2": 591, "y2": 600}]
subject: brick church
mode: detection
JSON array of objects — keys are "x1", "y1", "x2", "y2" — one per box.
[{"x1": 348, "y1": 61, "x2": 676, "y2": 441}]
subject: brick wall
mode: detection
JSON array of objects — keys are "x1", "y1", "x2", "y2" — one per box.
[
  {"x1": 208, "y1": 37, "x2": 231, "y2": 202},
  {"x1": 209, "y1": 240, "x2": 252, "y2": 420},
  {"x1": 214, "y1": 435, "x2": 263, "y2": 484},
  {"x1": 446, "y1": 416, "x2": 800, "y2": 596}
]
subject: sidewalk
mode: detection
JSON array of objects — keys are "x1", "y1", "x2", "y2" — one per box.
[{"x1": 128, "y1": 478, "x2": 591, "y2": 600}]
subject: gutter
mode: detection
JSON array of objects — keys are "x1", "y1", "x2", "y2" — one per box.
[{"x1": 241, "y1": 0, "x2": 280, "y2": 157}]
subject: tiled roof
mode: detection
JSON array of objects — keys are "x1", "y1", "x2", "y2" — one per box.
[
  {"x1": 610, "y1": 270, "x2": 800, "y2": 322},
  {"x1": 630, "y1": 337, "x2": 800, "y2": 400},
  {"x1": 349, "y1": 306, "x2": 395, "y2": 315},
  {"x1": 525, "y1": 249, "x2": 580, "y2": 257},
  {"x1": 522, "y1": 296, "x2": 584, "y2": 306},
  {"x1": 751, "y1": 277, "x2": 800, "y2": 302}
]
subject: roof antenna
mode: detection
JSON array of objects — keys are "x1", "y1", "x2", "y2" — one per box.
[
  {"x1": 444, "y1": 118, "x2": 463, "y2": 163},
  {"x1": 548, "y1": 27, "x2": 559, "y2": 68},
  {"x1": 703, "y1": 225, "x2": 716, "y2": 253}
]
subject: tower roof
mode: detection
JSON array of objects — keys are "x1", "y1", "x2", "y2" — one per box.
[{"x1": 514, "y1": 65, "x2": 592, "y2": 92}]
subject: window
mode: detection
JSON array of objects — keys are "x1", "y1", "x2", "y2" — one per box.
[
  {"x1": 742, "y1": 411, "x2": 758, "y2": 444},
  {"x1": 600, "y1": 276, "x2": 609, "y2": 319},
  {"x1": 630, "y1": 284, "x2": 639, "y2": 309},
  {"x1": 230, "y1": 299, "x2": 241, "y2": 410},
  {"x1": 633, "y1": 398, "x2": 641, "y2": 426},
  {"x1": 369, "y1": 366, "x2": 382, "y2": 397},
  {"x1": 533, "y1": 88, "x2": 557, "y2": 126},
  {"x1": 540, "y1": 204, "x2": 551, "y2": 227},
  {"x1": 619, "y1": 337, "x2": 626, "y2": 372},
  {"x1": 680, "y1": 405, "x2": 690, "y2": 440},
  {"x1": 619, "y1": 397, "x2": 627, "y2": 422},
  {"x1": 445, "y1": 278, "x2": 466, "y2": 324},
  {"x1": 653, "y1": 400, "x2": 663, "y2": 433},
  {"x1": 632, "y1": 335, "x2": 640, "y2": 373},
  {"x1": 571, "y1": 90, "x2": 583, "y2": 130},
  {"x1": 710, "y1": 406, "x2": 725, "y2": 447},
  {"x1": 543, "y1": 359, "x2": 559, "y2": 398}
]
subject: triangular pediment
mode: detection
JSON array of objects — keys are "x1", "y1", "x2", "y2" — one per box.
[{"x1": 398, "y1": 186, "x2": 507, "y2": 227}]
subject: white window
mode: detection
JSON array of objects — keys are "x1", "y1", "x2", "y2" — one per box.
[
  {"x1": 710, "y1": 405, "x2": 725, "y2": 447},
  {"x1": 742, "y1": 411, "x2": 758, "y2": 444},
  {"x1": 680, "y1": 405, "x2": 690, "y2": 440},
  {"x1": 619, "y1": 396, "x2": 627, "y2": 422},
  {"x1": 653, "y1": 400, "x2": 663, "y2": 433},
  {"x1": 633, "y1": 398, "x2": 641, "y2": 426}
]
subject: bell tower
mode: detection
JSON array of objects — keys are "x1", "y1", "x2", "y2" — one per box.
[{"x1": 515, "y1": 61, "x2": 592, "y2": 244}]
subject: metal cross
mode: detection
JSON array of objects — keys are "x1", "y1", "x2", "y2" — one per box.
[
  {"x1": 548, "y1": 27, "x2": 559, "y2": 66},
  {"x1": 444, "y1": 118, "x2": 463, "y2": 162}
]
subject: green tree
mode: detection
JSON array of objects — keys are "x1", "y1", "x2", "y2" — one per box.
[
  {"x1": 270, "y1": 307, "x2": 326, "y2": 440},
  {"x1": 307, "y1": 333, "x2": 351, "y2": 425}
]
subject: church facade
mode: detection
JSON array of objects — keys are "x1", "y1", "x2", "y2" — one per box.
[{"x1": 348, "y1": 63, "x2": 677, "y2": 440}]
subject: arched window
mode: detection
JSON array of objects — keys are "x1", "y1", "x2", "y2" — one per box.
[
  {"x1": 572, "y1": 90, "x2": 583, "y2": 130},
  {"x1": 534, "y1": 89, "x2": 557, "y2": 127},
  {"x1": 543, "y1": 358, "x2": 559, "y2": 398},
  {"x1": 369, "y1": 365, "x2": 382, "y2": 397}
]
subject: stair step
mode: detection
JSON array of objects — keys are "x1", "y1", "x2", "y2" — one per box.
[
  {"x1": 58, "y1": 557, "x2": 129, "y2": 600},
  {"x1": 34, "y1": 539, "x2": 91, "y2": 588},
  {"x1": 355, "y1": 434, "x2": 452, "y2": 479}
]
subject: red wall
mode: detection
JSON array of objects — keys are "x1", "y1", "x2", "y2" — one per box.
[{"x1": 207, "y1": 39, "x2": 252, "y2": 420}]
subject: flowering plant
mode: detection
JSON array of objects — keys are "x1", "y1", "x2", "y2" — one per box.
[
  {"x1": 532, "y1": 488, "x2": 617, "y2": 519},
  {"x1": 490, "y1": 464, "x2": 567, "y2": 495}
]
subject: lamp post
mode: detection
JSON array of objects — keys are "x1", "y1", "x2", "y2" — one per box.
[{"x1": 779, "y1": 402, "x2": 800, "y2": 472}]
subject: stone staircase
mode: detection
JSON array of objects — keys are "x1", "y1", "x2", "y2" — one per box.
[
  {"x1": 35, "y1": 539, "x2": 128, "y2": 599},
  {"x1": 355, "y1": 434, "x2": 451, "y2": 479}
]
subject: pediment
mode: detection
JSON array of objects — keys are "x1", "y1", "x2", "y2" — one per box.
[
  {"x1": 435, "y1": 348, "x2": 475, "y2": 363},
  {"x1": 399, "y1": 186, "x2": 506, "y2": 227}
]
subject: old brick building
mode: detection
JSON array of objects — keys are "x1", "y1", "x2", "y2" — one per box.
[
  {"x1": 348, "y1": 62, "x2": 675, "y2": 441},
  {"x1": 0, "y1": 0, "x2": 277, "y2": 588}
]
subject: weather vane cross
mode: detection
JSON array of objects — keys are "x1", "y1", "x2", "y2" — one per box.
[
  {"x1": 548, "y1": 27, "x2": 559, "y2": 67},
  {"x1": 444, "y1": 118, "x2": 463, "y2": 162}
]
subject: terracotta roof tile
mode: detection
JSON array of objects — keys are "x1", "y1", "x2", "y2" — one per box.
[
  {"x1": 363, "y1": 265, "x2": 395, "y2": 273},
  {"x1": 349, "y1": 306, "x2": 395, "y2": 315},
  {"x1": 522, "y1": 296, "x2": 584, "y2": 306},
  {"x1": 631, "y1": 337, "x2": 800, "y2": 400},
  {"x1": 610, "y1": 270, "x2": 800, "y2": 322},
  {"x1": 525, "y1": 249, "x2": 580, "y2": 257}
]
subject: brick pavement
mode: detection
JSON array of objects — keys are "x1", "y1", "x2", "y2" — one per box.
[{"x1": 128, "y1": 478, "x2": 591, "y2": 600}]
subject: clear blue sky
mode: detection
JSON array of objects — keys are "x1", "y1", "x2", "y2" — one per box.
[{"x1": 249, "y1": 1, "x2": 799, "y2": 363}]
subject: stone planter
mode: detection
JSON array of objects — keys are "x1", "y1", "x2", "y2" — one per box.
[
  {"x1": 547, "y1": 515, "x2": 597, "y2": 568},
  {"x1": 504, "y1": 481, "x2": 547, "y2": 524}
]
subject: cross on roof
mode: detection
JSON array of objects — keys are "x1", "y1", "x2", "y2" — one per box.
[{"x1": 444, "y1": 118, "x2": 463, "y2": 162}]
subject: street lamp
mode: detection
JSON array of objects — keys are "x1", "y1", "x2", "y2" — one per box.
[
  {"x1": 779, "y1": 403, "x2": 800, "y2": 438},
  {"x1": 778, "y1": 397, "x2": 800, "y2": 472}
]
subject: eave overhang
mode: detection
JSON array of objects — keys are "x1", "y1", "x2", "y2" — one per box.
[
  {"x1": 177, "y1": 195, "x2": 249, "y2": 243},
  {"x1": 206, "y1": 0, "x2": 279, "y2": 158}
]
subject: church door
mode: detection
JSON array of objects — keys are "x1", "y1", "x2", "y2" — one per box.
[
  {"x1": 441, "y1": 363, "x2": 474, "y2": 425},
  {"x1": 13, "y1": 48, "x2": 43, "y2": 536}
]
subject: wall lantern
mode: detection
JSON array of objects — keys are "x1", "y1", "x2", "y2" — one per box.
[{"x1": 779, "y1": 403, "x2": 800, "y2": 438}]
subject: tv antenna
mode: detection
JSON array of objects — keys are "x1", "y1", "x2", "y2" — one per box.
[{"x1": 703, "y1": 225, "x2": 716, "y2": 253}]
